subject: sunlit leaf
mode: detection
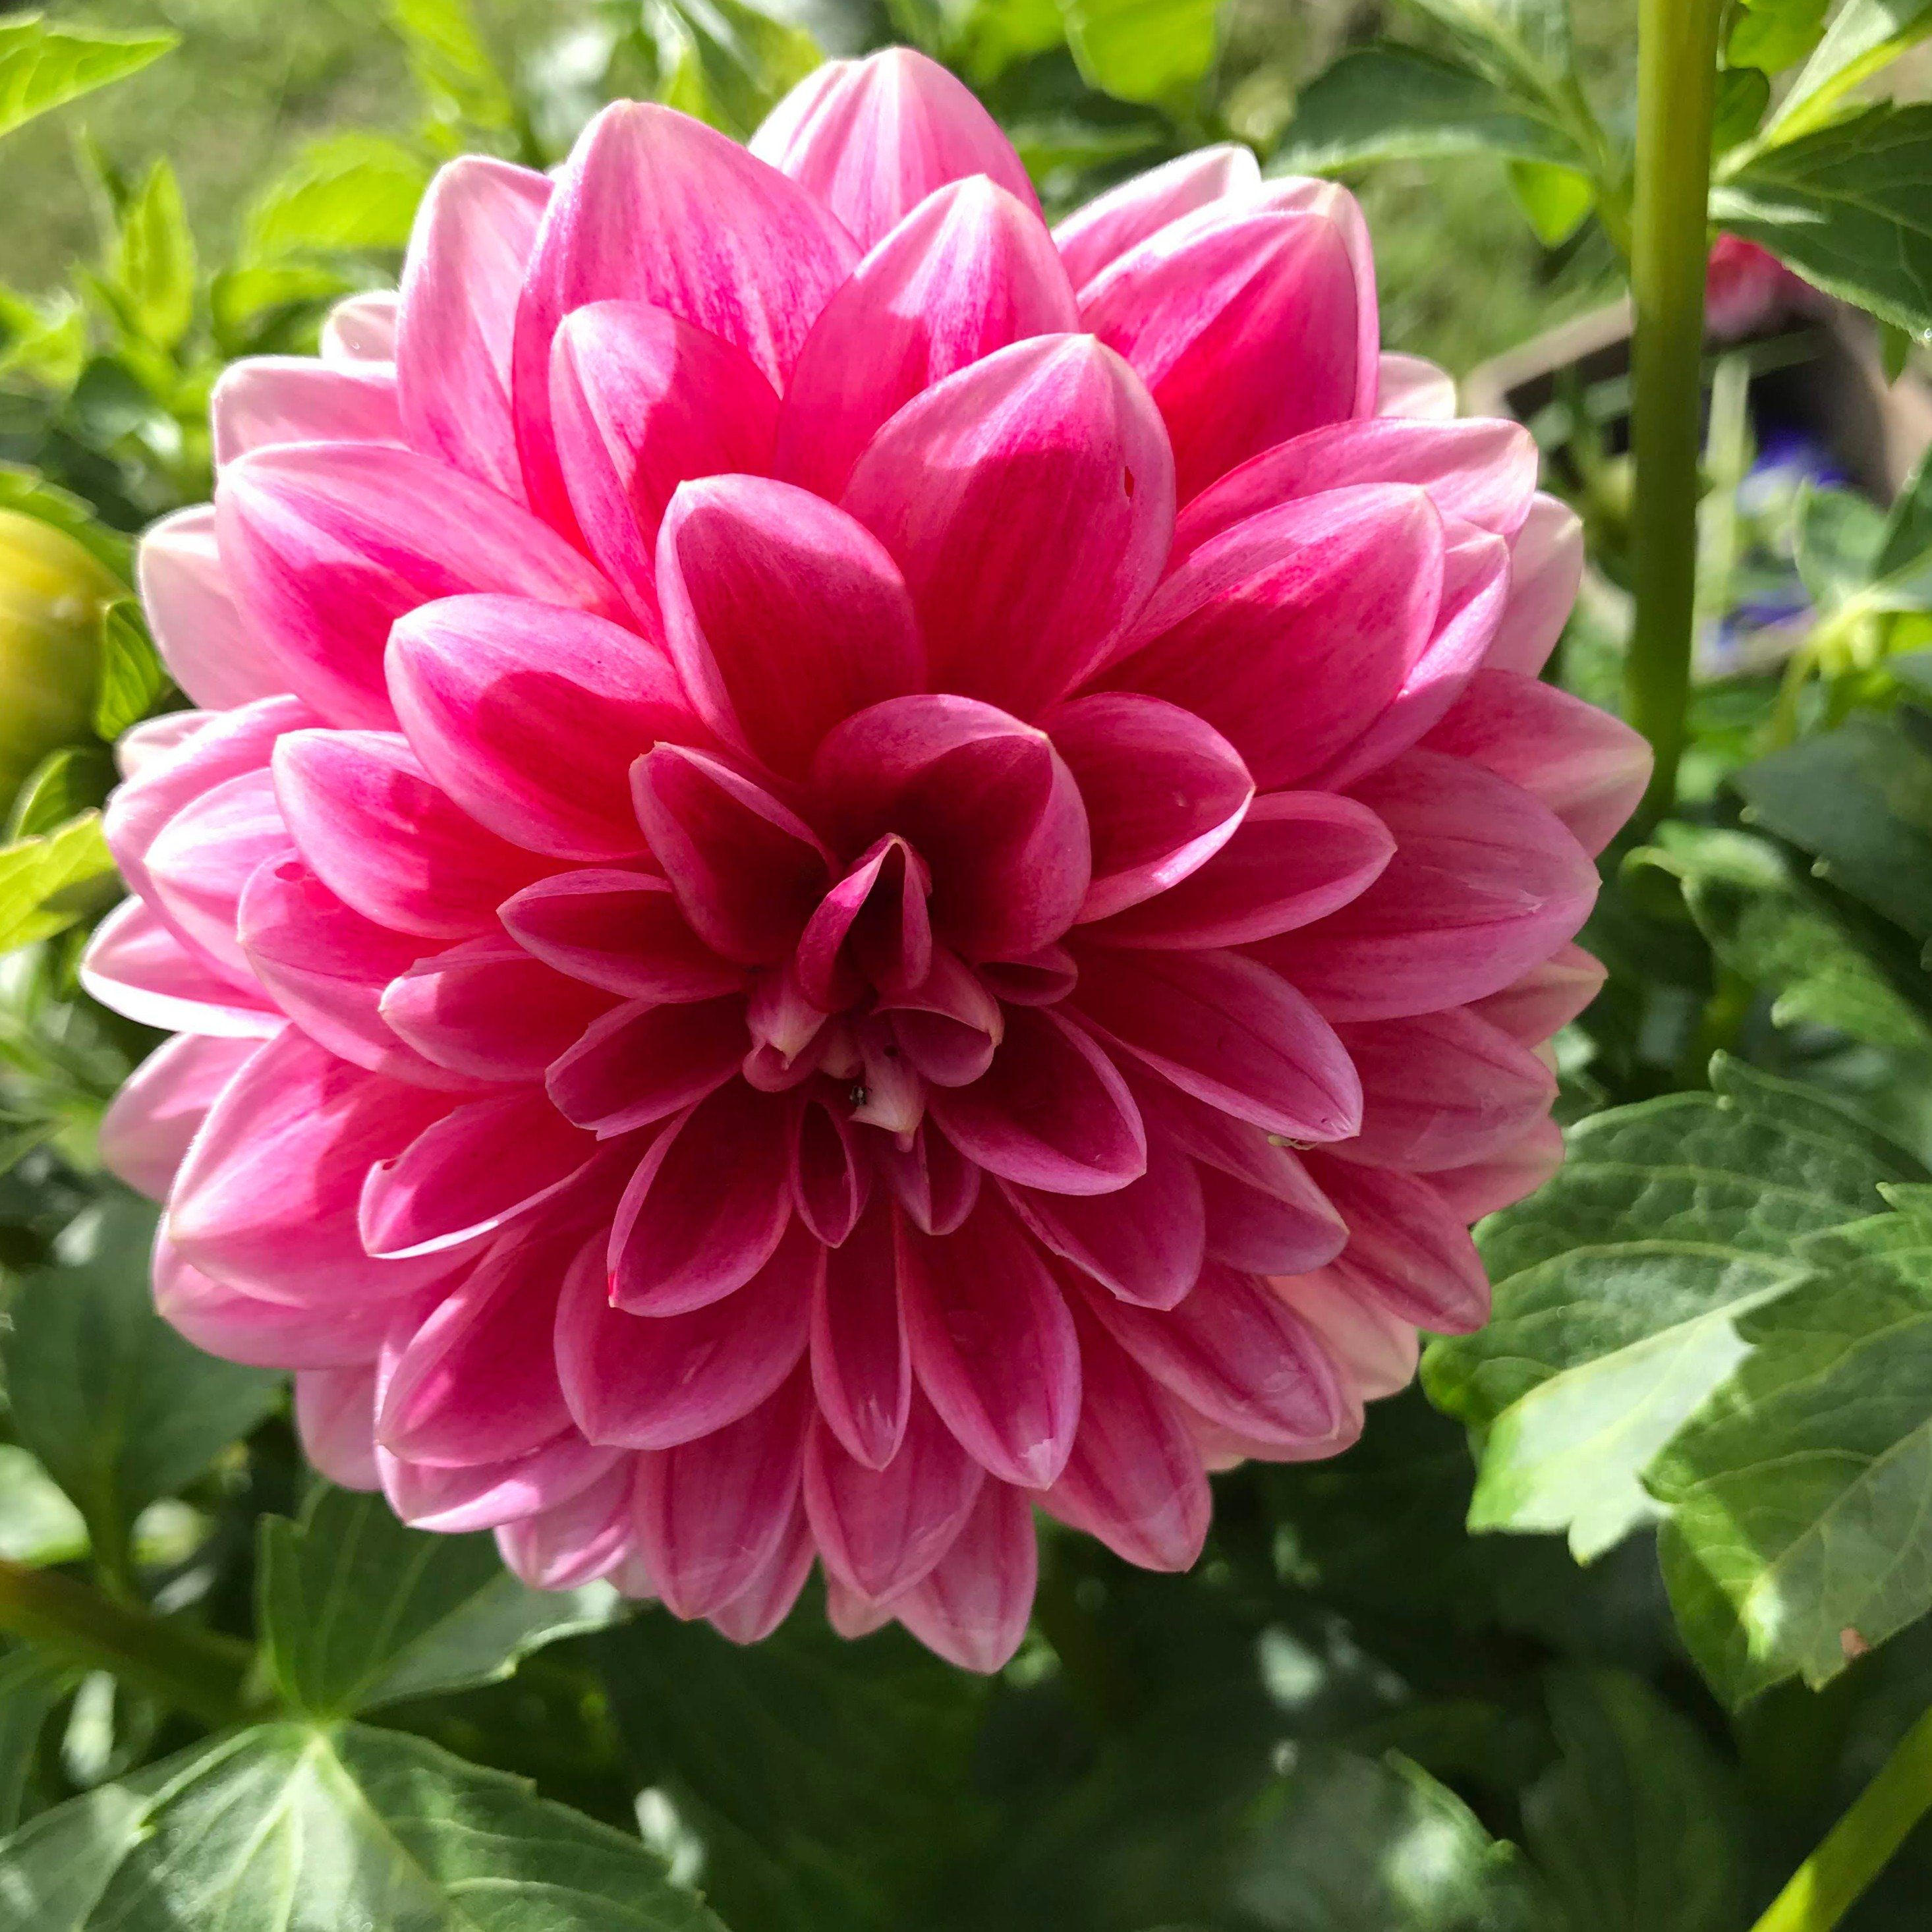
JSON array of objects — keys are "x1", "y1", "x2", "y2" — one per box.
[
  {"x1": 1057, "y1": 0, "x2": 1218, "y2": 108},
  {"x1": 243, "y1": 132, "x2": 433, "y2": 262},
  {"x1": 0, "y1": 18, "x2": 175, "y2": 143}
]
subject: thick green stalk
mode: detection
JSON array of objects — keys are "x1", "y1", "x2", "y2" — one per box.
[
  {"x1": 0, "y1": 1557, "x2": 255, "y2": 1730},
  {"x1": 1624, "y1": 0, "x2": 1727, "y2": 827},
  {"x1": 1751, "y1": 1705, "x2": 1932, "y2": 1931}
]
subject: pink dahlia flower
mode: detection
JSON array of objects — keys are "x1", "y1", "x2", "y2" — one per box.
[{"x1": 86, "y1": 50, "x2": 1646, "y2": 1672}]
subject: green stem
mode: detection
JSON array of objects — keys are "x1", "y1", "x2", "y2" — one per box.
[
  {"x1": 1624, "y1": 0, "x2": 1727, "y2": 830},
  {"x1": 1751, "y1": 1704, "x2": 1932, "y2": 1932},
  {"x1": 0, "y1": 1558, "x2": 256, "y2": 1731}
]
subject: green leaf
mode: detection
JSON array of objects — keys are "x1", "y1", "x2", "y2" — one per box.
[
  {"x1": 1649, "y1": 1201, "x2": 1932, "y2": 1700},
  {"x1": 0, "y1": 1449, "x2": 87, "y2": 1568},
  {"x1": 106, "y1": 161, "x2": 194, "y2": 352},
  {"x1": 1726, "y1": 0, "x2": 1831, "y2": 74},
  {"x1": 1795, "y1": 482, "x2": 1889, "y2": 613},
  {"x1": 385, "y1": 0, "x2": 517, "y2": 134},
  {"x1": 89, "y1": 602, "x2": 173, "y2": 743},
  {"x1": 1507, "y1": 158, "x2": 1595, "y2": 245},
  {"x1": 1056, "y1": 0, "x2": 1218, "y2": 108},
  {"x1": 1, "y1": 1194, "x2": 281, "y2": 1554},
  {"x1": 0, "y1": 814, "x2": 117, "y2": 956},
  {"x1": 0, "y1": 1721, "x2": 727, "y2": 1932},
  {"x1": 1228, "y1": 1747, "x2": 1544, "y2": 1931},
  {"x1": 0, "y1": 471, "x2": 129, "y2": 582},
  {"x1": 0, "y1": 1649, "x2": 72, "y2": 1835},
  {"x1": 1275, "y1": 45, "x2": 1581, "y2": 173},
  {"x1": 1399, "y1": 0, "x2": 1575, "y2": 87},
  {"x1": 1713, "y1": 103, "x2": 1932, "y2": 339},
  {"x1": 1711, "y1": 65, "x2": 1771, "y2": 155},
  {"x1": 1519, "y1": 1669, "x2": 1746, "y2": 1932},
  {"x1": 5, "y1": 749, "x2": 113, "y2": 845},
  {"x1": 243, "y1": 133, "x2": 433, "y2": 262},
  {"x1": 1423, "y1": 1060, "x2": 1920, "y2": 1560},
  {"x1": 258, "y1": 1485, "x2": 620, "y2": 1718},
  {"x1": 1877, "y1": 446, "x2": 1932, "y2": 587},
  {"x1": 651, "y1": 0, "x2": 823, "y2": 140},
  {"x1": 0, "y1": 18, "x2": 176, "y2": 143},
  {"x1": 0, "y1": 292, "x2": 84, "y2": 392},
  {"x1": 1762, "y1": 0, "x2": 1932, "y2": 146}
]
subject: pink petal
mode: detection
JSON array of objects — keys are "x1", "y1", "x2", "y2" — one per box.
[
  {"x1": 750, "y1": 48, "x2": 1038, "y2": 250},
  {"x1": 1197, "y1": 1160, "x2": 1350, "y2": 1275},
  {"x1": 155, "y1": 1233, "x2": 395, "y2": 1369},
  {"x1": 1055, "y1": 144, "x2": 1261, "y2": 291},
  {"x1": 708, "y1": 1505, "x2": 816, "y2": 1643},
  {"x1": 396, "y1": 155, "x2": 552, "y2": 501},
  {"x1": 891, "y1": 1479, "x2": 1035, "y2": 1673},
  {"x1": 1071, "y1": 946, "x2": 1361, "y2": 1143},
  {"x1": 216, "y1": 442, "x2": 625, "y2": 728},
  {"x1": 1471, "y1": 943, "x2": 1606, "y2": 1044},
  {"x1": 211, "y1": 356, "x2": 402, "y2": 468},
  {"x1": 1423, "y1": 667, "x2": 1652, "y2": 856},
  {"x1": 116, "y1": 710, "x2": 212, "y2": 779},
  {"x1": 273, "y1": 729, "x2": 550, "y2": 939},
  {"x1": 551, "y1": 300, "x2": 780, "y2": 628},
  {"x1": 496, "y1": 1461, "x2": 636, "y2": 1590},
  {"x1": 1301, "y1": 1154, "x2": 1489, "y2": 1333},
  {"x1": 380, "y1": 1431, "x2": 621, "y2": 1534},
  {"x1": 99, "y1": 1034, "x2": 256, "y2": 1201},
  {"x1": 557, "y1": 1222, "x2": 814, "y2": 1448},
  {"x1": 610, "y1": 1082, "x2": 794, "y2": 1314},
  {"x1": 546, "y1": 994, "x2": 748, "y2": 1136},
  {"x1": 295, "y1": 1366, "x2": 381, "y2": 1489},
  {"x1": 811, "y1": 695, "x2": 1093, "y2": 961},
  {"x1": 1085, "y1": 791, "x2": 1392, "y2": 949},
  {"x1": 792, "y1": 1092, "x2": 872, "y2": 1245},
  {"x1": 841, "y1": 335, "x2": 1175, "y2": 716},
  {"x1": 810, "y1": 1201, "x2": 911, "y2": 1468},
  {"x1": 1040, "y1": 1301, "x2": 1208, "y2": 1570},
  {"x1": 81, "y1": 899, "x2": 282, "y2": 1038},
  {"x1": 1004, "y1": 1127, "x2": 1205, "y2": 1309},
  {"x1": 657, "y1": 476, "x2": 924, "y2": 779},
  {"x1": 926, "y1": 1005, "x2": 1145, "y2": 1195},
  {"x1": 1048, "y1": 694, "x2": 1253, "y2": 923},
  {"x1": 1378, "y1": 353, "x2": 1456, "y2": 420},
  {"x1": 1081, "y1": 1261, "x2": 1348, "y2": 1448},
  {"x1": 880, "y1": 948, "x2": 1002, "y2": 1089},
  {"x1": 901, "y1": 1191, "x2": 1081, "y2": 1487},
  {"x1": 875, "y1": 1119, "x2": 982, "y2": 1236},
  {"x1": 387, "y1": 594, "x2": 700, "y2": 863},
  {"x1": 322, "y1": 293, "x2": 399, "y2": 365},
  {"x1": 1263, "y1": 177, "x2": 1380, "y2": 419},
  {"x1": 168, "y1": 1028, "x2": 454, "y2": 1304},
  {"x1": 796, "y1": 837, "x2": 932, "y2": 1010},
  {"x1": 1252, "y1": 749, "x2": 1599, "y2": 1022},
  {"x1": 501, "y1": 870, "x2": 743, "y2": 1002},
  {"x1": 777, "y1": 177, "x2": 1079, "y2": 500},
  {"x1": 135, "y1": 508, "x2": 285, "y2": 711},
  {"x1": 632, "y1": 1371, "x2": 811, "y2": 1618},
  {"x1": 513, "y1": 102, "x2": 859, "y2": 529},
  {"x1": 380, "y1": 936, "x2": 615, "y2": 1082},
  {"x1": 142, "y1": 767, "x2": 295, "y2": 982},
  {"x1": 1081, "y1": 208, "x2": 1364, "y2": 501},
  {"x1": 1427, "y1": 1116, "x2": 1566, "y2": 1222},
  {"x1": 1275, "y1": 1271, "x2": 1420, "y2": 1402},
  {"x1": 1173, "y1": 416, "x2": 1540, "y2": 565},
  {"x1": 633, "y1": 745, "x2": 832, "y2": 965},
  {"x1": 1103, "y1": 484, "x2": 1444, "y2": 792},
  {"x1": 1485, "y1": 494, "x2": 1583, "y2": 676}
]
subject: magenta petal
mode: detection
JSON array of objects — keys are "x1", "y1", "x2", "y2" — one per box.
[
  {"x1": 1049, "y1": 694, "x2": 1253, "y2": 923},
  {"x1": 632, "y1": 1370, "x2": 810, "y2": 1619},
  {"x1": 778, "y1": 177, "x2": 1079, "y2": 501},
  {"x1": 1087, "y1": 791, "x2": 1393, "y2": 950},
  {"x1": 1302, "y1": 1154, "x2": 1490, "y2": 1333},
  {"x1": 216, "y1": 443, "x2": 624, "y2": 728},
  {"x1": 633, "y1": 745, "x2": 832, "y2": 965},
  {"x1": 1197, "y1": 1160, "x2": 1349, "y2": 1275},
  {"x1": 1004, "y1": 1127, "x2": 1205, "y2": 1309},
  {"x1": 1081, "y1": 1261, "x2": 1348, "y2": 1448},
  {"x1": 142, "y1": 766, "x2": 294, "y2": 984},
  {"x1": 875, "y1": 1119, "x2": 981, "y2": 1236},
  {"x1": 501, "y1": 870, "x2": 743, "y2": 1003},
  {"x1": 708, "y1": 1506, "x2": 816, "y2": 1644},
  {"x1": 1253, "y1": 749, "x2": 1600, "y2": 1022},
  {"x1": 381, "y1": 937, "x2": 615, "y2": 1083},
  {"x1": 396, "y1": 155, "x2": 552, "y2": 501},
  {"x1": 273, "y1": 729, "x2": 550, "y2": 940},
  {"x1": 1072, "y1": 946, "x2": 1361, "y2": 1143},
  {"x1": 138, "y1": 506, "x2": 286, "y2": 712},
  {"x1": 797, "y1": 836, "x2": 932, "y2": 1010},
  {"x1": 610, "y1": 1082, "x2": 794, "y2": 1313},
  {"x1": 810, "y1": 1202, "x2": 911, "y2": 1468},
  {"x1": 1040, "y1": 1303, "x2": 1209, "y2": 1572},
  {"x1": 751, "y1": 48, "x2": 1038, "y2": 250},
  {"x1": 1104, "y1": 484, "x2": 1445, "y2": 792},
  {"x1": 513, "y1": 102, "x2": 859, "y2": 528},
  {"x1": 82, "y1": 899, "x2": 281, "y2": 1038},
  {"x1": 1056, "y1": 144, "x2": 1261, "y2": 291},
  {"x1": 387, "y1": 594, "x2": 700, "y2": 861},
  {"x1": 1423, "y1": 667, "x2": 1652, "y2": 857},
  {"x1": 155, "y1": 1234, "x2": 394, "y2": 1369},
  {"x1": 881, "y1": 949, "x2": 1002, "y2": 1089},
  {"x1": 360, "y1": 1088, "x2": 597, "y2": 1258},
  {"x1": 1472, "y1": 944, "x2": 1606, "y2": 1044},
  {"x1": 496, "y1": 1461, "x2": 635, "y2": 1589},
  {"x1": 793, "y1": 1093, "x2": 872, "y2": 1245},
  {"x1": 926, "y1": 1005, "x2": 1145, "y2": 1196},
  {"x1": 99, "y1": 1035, "x2": 256, "y2": 1201},
  {"x1": 1486, "y1": 494, "x2": 1583, "y2": 676},
  {"x1": 168, "y1": 1028, "x2": 455, "y2": 1305},
  {"x1": 381, "y1": 1431, "x2": 621, "y2": 1534},
  {"x1": 811, "y1": 695, "x2": 1093, "y2": 961},
  {"x1": 892, "y1": 1479, "x2": 1035, "y2": 1673},
  {"x1": 842, "y1": 335, "x2": 1175, "y2": 716},
  {"x1": 557, "y1": 1222, "x2": 814, "y2": 1449},
  {"x1": 546, "y1": 995, "x2": 747, "y2": 1136},
  {"x1": 805, "y1": 1391, "x2": 983, "y2": 1601},
  {"x1": 552, "y1": 300, "x2": 780, "y2": 629},
  {"x1": 211, "y1": 357, "x2": 403, "y2": 466},
  {"x1": 658, "y1": 476, "x2": 924, "y2": 778},
  {"x1": 295, "y1": 1367, "x2": 381, "y2": 1490},
  {"x1": 901, "y1": 1192, "x2": 1081, "y2": 1487},
  {"x1": 1428, "y1": 1116, "x2": 1566, "y2": 1222},
  {"x1": 1081, "y1": 208, "x2": 1364, "y2": 501}
]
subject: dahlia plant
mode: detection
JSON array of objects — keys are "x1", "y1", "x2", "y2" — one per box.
[{"x1": 79, "y1": 47, "x2": 1647, "y2": 1671}]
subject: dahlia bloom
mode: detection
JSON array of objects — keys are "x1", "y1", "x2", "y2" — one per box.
[{"x1": 86, "y1": 50, "x2": 1645, "y2": 1671}]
